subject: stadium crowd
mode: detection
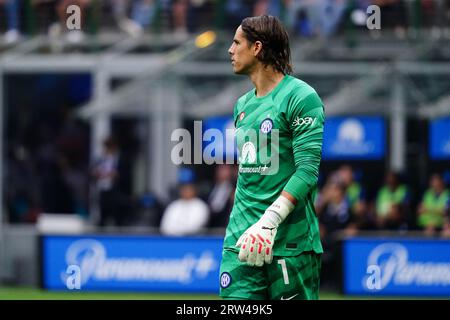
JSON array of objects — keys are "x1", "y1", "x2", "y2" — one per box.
[
  {"x1": 6, "y1": 119, "x2": 450, "y2": 239},
  {"x1": 0, "y1": 0, "x2": 448, "y2": 43}
]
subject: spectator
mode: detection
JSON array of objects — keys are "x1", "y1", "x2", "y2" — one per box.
[
  {"x1": 172, "y1": 0, "x2": 189, "y2": 38},
  {"x1": 0, "y1": 0, "x2": 22, "y2": 43},
  {"x1": 56, "y1": 116, "x2": 90, "y2": 218},
  {"x1": 160, "y1": 183, "x2": 209, "y2": 236},
  {"x1": 132, "y1": 191, "x2": 165, "y2": 228},
  {"x1": 131, "y1": 0, "x2": 157, "y2": 31},
  {"x1": 253, "y1": 0, "x2": 282, "y2": 17},
  {"x1": 284, "y1": 0, "x2": 347, "y2": 37},
  {"x1": 35, "y1": 126, "x2": 74, "y2": 215},
  {"x1": 31, "y1": 0, "x2": 57, "y2": 35},
  {"x1": 111, "y1": 0, "x2": 158, "y2": 37},
  {"x1": 439, "y1": 174, "x2": 450, "y2": 238},
  {"x1": 417, "y1": 173, "x2": 450, "y2": 236},
  {"x1": 92, "y1": 137, "x2": 131, "y2": 226},
  {"x1": 375, "y1": 171, "x2": 410, "y2": 230},
  {"x1": 224, "y1": 0, "x2": 254, "y2": 31},
  {"x1": 110, "y1": 0, "x2": 141, "y2": 36},
  {"x1": 315, "y1": 180, "x2": 351, "y2": 287},
  {"x1": 318, "y1": 0, "x2": 347, "y2": 36},
  {"x1": 187, "y1": 0, "x2": 214, "y2": 33},
  {"x1": 207, "y1": 164, "x2": 235, "y2": 228},
  {"x1": 61, "y1": 163, "x2": 88, "y2": 217},
  {"x1": 373, "y1": 0, "x2": 408, "y2": 31},
  {"x1": 337, "y1": 165, "x2": 370, "y2": 232},
  {"x1": 316, "y1": 181, "x2": 352, "y2": 239},
  {"x1": 170, "y1": 166, "x2": 196, "y2": 200},
  {"x1": 5, "y1": 144, "x2": 41, "y2": 223},
  {"x1": 442, "y1": 209, "x2": 450, "y2": 238}
]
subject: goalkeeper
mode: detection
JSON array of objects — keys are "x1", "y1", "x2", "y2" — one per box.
[{"x1": 220, "y1": 15, "x2": 324, "y2": 300}]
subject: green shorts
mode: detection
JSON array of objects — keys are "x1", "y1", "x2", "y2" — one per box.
[{"x1": 219, "y1": 249, "x2": 322, "y2": 300}]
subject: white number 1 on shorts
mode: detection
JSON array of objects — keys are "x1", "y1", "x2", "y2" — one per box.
[{"x1": 277, "y1": 259, "x2": 290, "y2": 285}]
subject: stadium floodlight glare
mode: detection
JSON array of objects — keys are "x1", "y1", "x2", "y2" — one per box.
[{"x1": 195, "y1": 31, "x2": 216, "y2": 49}]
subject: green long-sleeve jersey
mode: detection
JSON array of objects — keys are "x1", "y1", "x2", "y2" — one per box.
[{"x1": 223, "y1": 75, "x2": 324, "y2": 256}]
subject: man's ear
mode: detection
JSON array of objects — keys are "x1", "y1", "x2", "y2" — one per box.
[{"x1": 253, "y1": 41, "x2": 263, "y2": 57}]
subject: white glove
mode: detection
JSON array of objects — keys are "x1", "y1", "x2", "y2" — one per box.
[{"x1": 236, "y1": 196, "x2": 295, "y2": 267}]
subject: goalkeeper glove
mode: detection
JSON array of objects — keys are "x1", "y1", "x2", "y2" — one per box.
[{"x1": 235, "y1": 195, "x2": 295, "y2": 267}]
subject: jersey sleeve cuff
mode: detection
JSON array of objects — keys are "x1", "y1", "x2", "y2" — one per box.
[{"x1": 283, "y1": 174, "x2": 313, "y2": 206}]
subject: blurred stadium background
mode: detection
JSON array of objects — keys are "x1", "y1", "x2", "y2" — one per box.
[{"x1": 0, "y1": 0, "x2": 450, "y2": 300}]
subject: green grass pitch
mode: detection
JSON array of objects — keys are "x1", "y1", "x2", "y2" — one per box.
[{"x1": 0, "y1": 287, "x2": 437, "y2": 300}]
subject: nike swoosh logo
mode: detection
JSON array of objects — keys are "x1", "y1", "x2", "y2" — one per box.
[{"x1": 280, "y1": 293, "x2": 299, "y2": 300}]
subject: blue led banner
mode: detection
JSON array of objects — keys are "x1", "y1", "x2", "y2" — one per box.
[
  {"x1": 343, "y1": 237, "x2": 450, "y2": 296},
  {"x1": 429, "y1": 118, "x2": 450, "y2": 159},
  {"x1": 322, "y1": 117, "x2": 385, "y2": 160},
  {"x1": 41, "y1": 235, "x2": 224, "y2": 293}
]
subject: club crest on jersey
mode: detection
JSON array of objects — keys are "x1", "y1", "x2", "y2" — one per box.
[
  {"x1": 220, "y1": 272, "x2": 232, "y2": 288},
  {"x1": 239, "y1": 112, "x2": 245, "y2": 121},
  {"x1": 260, "y1": 118, "x2": 273, "y2": 134}
]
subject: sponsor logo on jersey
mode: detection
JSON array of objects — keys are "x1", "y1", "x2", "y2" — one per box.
[
  {"x1": 260, "y1": 118, "x2": 273, "y2": 134},
  {"x1": 240, "y1": 141, "x2": 257, "y2": 164},
  {"x1": 239, "y1": 112, "x2": 245, "y2": 121},
  {"x1": 280, "y1": 293, "x2": 299, "y2": 300},
  {"x1": 220, "y1": 272, "x2": 232, "y2": 288},
  {"x1": 292, "y1": 117, "x2": 317, "y2": 127}
]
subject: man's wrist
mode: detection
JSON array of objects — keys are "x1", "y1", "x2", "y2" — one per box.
[{"x1": 262, "y1": 195, "x2": 296, "y2": 228}]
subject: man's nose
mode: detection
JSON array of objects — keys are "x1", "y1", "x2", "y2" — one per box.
[{"x1": 228, "y1": 44, "x2": 234, "y2": 55}]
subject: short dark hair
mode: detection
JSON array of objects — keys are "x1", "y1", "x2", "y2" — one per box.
[{"x1": 241, "y1": 15, "x2": 292, "y2": 75}]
